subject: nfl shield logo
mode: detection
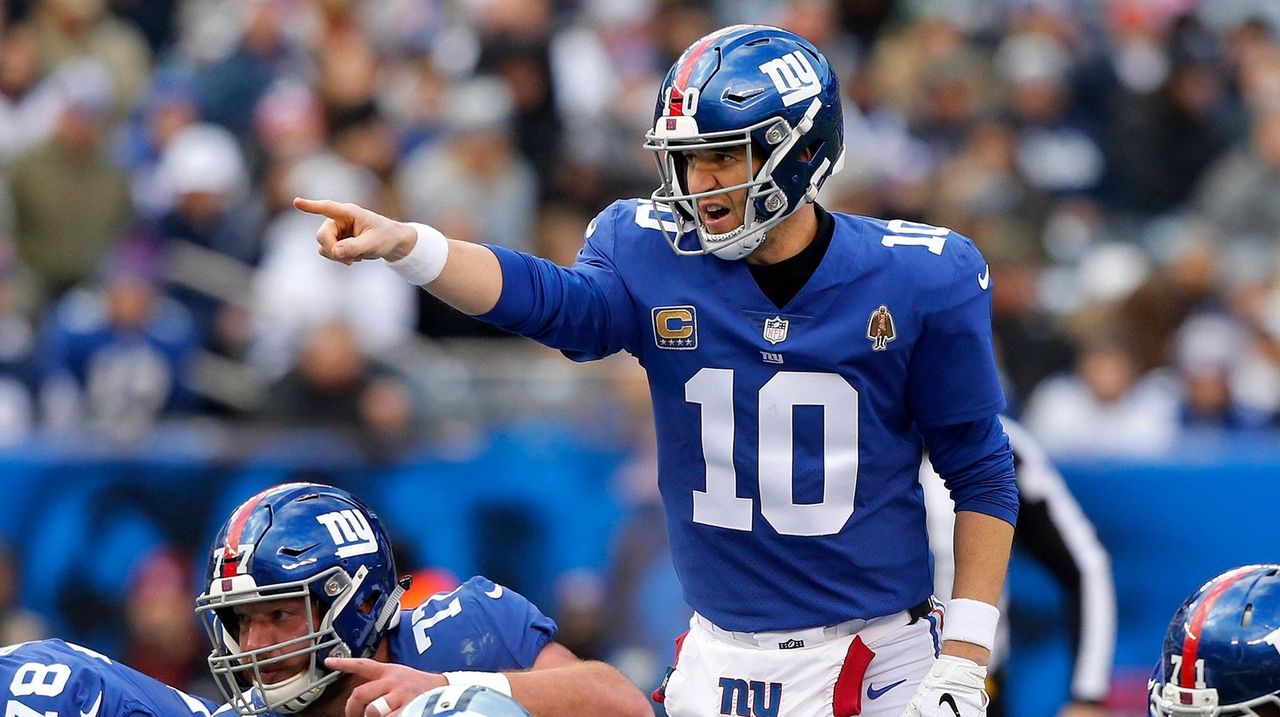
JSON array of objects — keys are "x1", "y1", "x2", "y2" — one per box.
[
  {"x1": 221, "y1": 578, "x2": 234, "y2": 592},
  {"x1": 666, "y1": 118, "x2": 678, "y2": 130},
  {"x1": 763, "y1": 316, "x2": 789, "y2": 345}
]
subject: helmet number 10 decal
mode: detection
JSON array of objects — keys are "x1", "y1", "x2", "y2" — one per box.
[
  {"x1": 316, "y1": 510, "x2": 378, "y2": 558},
  {"x1": 759, "y1": 50, "x2": 821, "y2": 107}
]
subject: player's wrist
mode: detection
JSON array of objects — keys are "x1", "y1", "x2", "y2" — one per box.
[
  {"x1": 384, "y1": 221, "x2": 419, "y2": 262},
  {"x1": 939, "y1": 640, "x2": 990, "y2": 666},
  {"x1": 942, "y1": 597, "x2": 1000, "y2": 654},
  {"x1": 442, "y1": 671, "x2": 512, "y2": 696},
  {"x1": 386, "y1": 222, "x2": 449, "y2": 285}
]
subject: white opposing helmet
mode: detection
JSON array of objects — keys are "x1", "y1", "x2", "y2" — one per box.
[{"x1": 401, "y1": 686, "x2": 531, "y2": 717}]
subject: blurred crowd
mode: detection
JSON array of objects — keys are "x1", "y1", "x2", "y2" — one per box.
[{"x1": 2, "y1": 0, "x2": 1280, "y2": 457}]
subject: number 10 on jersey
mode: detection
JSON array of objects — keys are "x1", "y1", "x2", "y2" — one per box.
[{"x1": 686, "y1": 368, "x2": 859, "y2": 537}]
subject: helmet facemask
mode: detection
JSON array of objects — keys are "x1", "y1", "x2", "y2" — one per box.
[
  {"x1": 196, "y1": 565, "x2": 402, "y2": 715},
  {"x1": 1151, "y1": 682, "x2": 1280, "y2": 716},
  {"x1": 644, "y1": 97, "x2": 831, "y2": 261}
]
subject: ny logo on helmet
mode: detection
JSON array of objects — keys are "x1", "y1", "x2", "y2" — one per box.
[
  {"x1": 316, "y1": 509, "x2": 378, "y2": 557},
  {"x1": 758, "y1": 51, "x2": 820, "y2": 107}
]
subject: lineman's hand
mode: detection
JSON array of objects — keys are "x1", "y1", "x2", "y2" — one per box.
[
  {"x1": 294, "y1": 197, "x2": 418, "y2": 265},
  {"x1": 327, "y1": 656, "x2": 446, "y2": 717},
  {"x1": 899, "y1": 655, "x2": 989, "y2": 717}
]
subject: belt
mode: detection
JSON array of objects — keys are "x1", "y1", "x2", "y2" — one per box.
[{"x1": 695, "y1": 598, "x2": 936, "y2": 650}]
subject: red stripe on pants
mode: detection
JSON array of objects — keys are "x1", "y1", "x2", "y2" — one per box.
[{"x1": 833, "y1": 636, "x2": 875, "y2": 716}]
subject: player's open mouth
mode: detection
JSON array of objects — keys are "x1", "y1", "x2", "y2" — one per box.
[{"x1": 699, "y1": 201, "x2": 736, "y2": 231}]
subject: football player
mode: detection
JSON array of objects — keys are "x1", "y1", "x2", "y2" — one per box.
[
  {"x1": 0, "y1": 638, "x2": 230, "y2": 717},
  {"x1": 296, "y1": 24, "x2": 1017, "y2": 717},
  {"x1": 1149, "y1": 564, "x2": 1280, "y2": 716},
  {"x1": 195, "y1": 483, "x2": 651, "y2": 717}
]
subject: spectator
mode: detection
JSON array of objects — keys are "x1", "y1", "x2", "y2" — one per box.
[
  {"x1": 185, "y1": 0, "x2": 307, "y2": 137},
  {"x1": 397, "y1": 77, "x2": 537, "y2": 251},
  {"x1": 7, "y1": 59, "x2": 130, "y2": 303},
  {"x1": 0, "y1": 23, "x2": 68, "y2": 164},
  {"x1": 1192, "y1": 100, "x2": 1280, "y2": 244},
  {"x1": 28, "y1": 0, "x2": 152, "y2": 119},
  {"x1": 152, "y1": 122, "x2": 263, "y2": 353},
  {"x1": 259, "y1": 319, "x2": 365, "y2": 427},
  {"x1": 1173, "y1": 312, "x2": 1272, "y2": 429},
  {"x1": 117, "y1": 71, "x2": 199, "y2": 220},
  {"x1": 479, "y1": 35, "x2": 562, "y2": 195},
  {"x1": 396, "y1": 77, "x2": 537, "y2": 339},
  {"x1": 1104, "y1": 21, "x2": 1236, "y2": 214},
  {"x1": 1023, "y1": 336, "x2": 1180, "y2": 456},
  {"x1": 821, "y1": 56, "x2": 933, "y2": 219},
  {"x1": 999, "y1": 32, "x2": 1106, "y2": 199},
  {"x1": 258, "y1": 319, "x2": 414, "y2": 441},
  {"x1": 40, "y1": 241, "x2": 198, "y2": 441}
]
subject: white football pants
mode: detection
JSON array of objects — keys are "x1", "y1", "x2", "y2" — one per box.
[{"x1": 658, "y1": 604, "x2": 942, "y2": 717}]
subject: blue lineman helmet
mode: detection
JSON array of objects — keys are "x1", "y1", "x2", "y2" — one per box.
[
  {"x1": 401, "y1": 686, "x2": 532, "y2": 717},
  {"x1": 195, "y1": 483, "x2": 406, "y2": 715},
  {"x1": 643, "y1": 24, "x2": 844, "y2": 260},
  {"x1": 1150, "y1": 564, "x2": 1280, "y2": 716}
]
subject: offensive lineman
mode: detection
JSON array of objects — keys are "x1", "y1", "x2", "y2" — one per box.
[{"x1": 195, "y1": 483, "x2": 651, "y2": 717}]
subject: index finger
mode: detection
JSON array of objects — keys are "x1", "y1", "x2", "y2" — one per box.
[
  {"x1": 294, "y1": 197, "x2": 353, "y2": 220},
  {"x1": 325, "y1": 656, "x2": 384, "y2": 678}
]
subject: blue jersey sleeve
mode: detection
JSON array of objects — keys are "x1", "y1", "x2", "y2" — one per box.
[
  {"x1": 479, "y1": 201, "x2": 640, "y2": 360},
  {"x1": 921, "y1": 414, "x2": 1018, "y2": 525},
  {"x1": 906, "y1": 234, "x2": 1006, "y2": 427},
  {"x1": 469, "y1": 576, "x2": 558, "y2": 668},
  {"x1": 398, "y1": 576, "x2": 557, "y2": 672}
]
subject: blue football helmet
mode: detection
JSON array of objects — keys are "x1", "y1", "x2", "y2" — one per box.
[
  {"x1": 195, "y1": 483, "x2": 406, "y2": 715},
  {"x1": 643, "y1": 24, "x2": 844, "y2": 260},
  {"x1": 1150, "y1": 564, "x2": 1280, "y2": 716},
  {"x1": 401, "y1": 686, "x2": 531, "y2": 717}
]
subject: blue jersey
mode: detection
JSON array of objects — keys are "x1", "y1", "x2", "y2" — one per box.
[
  {"x1": 483, "y1": 200, "x2": 1016, "y2": 632},
  {"x1": 387, "y1": 576, "x2": 557, "y2": 671},
  {"x1": 0, "y1": 639, "x2": 225, "y2": 717},
  {"x1": 253, "y1": 577, "x2": 556, "y2": 717}
]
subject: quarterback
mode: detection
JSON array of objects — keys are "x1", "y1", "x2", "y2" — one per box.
[{"x1": 298, "y1": 25, "x2": 1017, "y2": 717}]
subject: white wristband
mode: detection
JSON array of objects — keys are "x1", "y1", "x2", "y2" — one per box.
[
  {"x1": 443, "y1": 671, "x2": 512, "y2": 696},
  {"x1": 385, "y1": 222, "x2": 449, "y2": 285},
  {"x1": 941, "y1": 598, "x2": 1000, "y2": 652}
]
